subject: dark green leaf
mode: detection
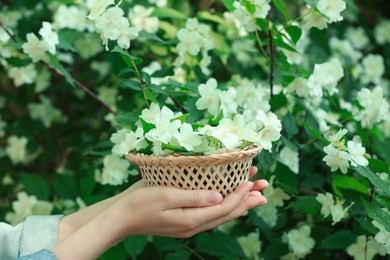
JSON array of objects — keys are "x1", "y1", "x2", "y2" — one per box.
[
  {"x1": 285, "y1": 25, "x2": 302, "y2": 45},
  {"x1": 304, "y1": 122, "x2": 330, "y2": 144},
  {"x1": 273, "y1": 35, "x2": 298, "y2": 53},
  {"x1": 287, "y1": 196, "x2": 321, "y2": 213},
  {"x1": 53, "y1": 175, "x2": 78, "y2": 199},
  {"x1": 120, "y1": 79, "x2": 142, "y2": 91},
  {"x1": 304, "y1": 0, "x2": 318, "y2": 8},
  {"x1": 116, "y1": 111, "x2": 139, "y2": 128},
  {"x1": 221, "y1": 0, "x2": 235, "y2": 11},
  {"x1": 49, "y1": 55, "x2": 75, "y2": 87},
  {"x1": 208, "y1": 110, "x2": 223, "y2": 126},
  {"x1": 139, "y1": 117, "x2": 156, "y2": 134},
  {"x1": 165, "y1": 250, "x2": 191, "y2": 260},
  {"x1": 355, "y1": 217, "x2": 379, "y2": 234},
  {"x1": 270, "y1": 93, "x2": 288, "y2": 111},
  {"x1": 111, "y1": 46, "x2": 143, "y2": 66},
  {"x1": 361, "y1": 198, "x2": 390, "y2": 232},
  {"x1": 272, "y1": 0, "x2": 290, "y2": 20},
  {"x1": 123, "y1": 235, "x2": 148, "y2": 259},
  {"x1": 332, "y1": 175, "x2": 369, "y2": 196},
  {"x1": 195, "y1": 232, "x2": 246, "y2": 257},
  {"x1": 368, "y1": 158, "x2": 390, "y2": 173},
  {"x1": 21, "y1": 174, "x2": 50, "y2": 200},
  {"x1": 282, "y1": 112, "x2": 298, "y2": 138},
  {"x1": 319, "y1": 231, "x2": 356, "y2": 249},
  {"x1": 355, "y1": 166, "x2": 390, "y2": 197},
  {"x1": 139, "y1": 31, "x2": 168, "y2": 45}
]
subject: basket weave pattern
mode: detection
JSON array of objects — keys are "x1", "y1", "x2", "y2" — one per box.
[{"x1": 126, "y1": 146, "x2": 262, "y2": 197}]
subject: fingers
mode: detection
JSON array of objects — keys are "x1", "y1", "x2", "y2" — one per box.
[
  {"x1": 251, "y1": 179, "x2": 269, "y2": 192},
  {"x1": 248, "y1": 166, "x2": 258, "y2": 179},
  {"x1": 159, "y1": 188, "x2": 223, "y2": 208}
]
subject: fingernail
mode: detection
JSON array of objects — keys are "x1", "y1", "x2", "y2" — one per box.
[{"x1": 208, "y1": 192, "x2": 223, "y2": 204}]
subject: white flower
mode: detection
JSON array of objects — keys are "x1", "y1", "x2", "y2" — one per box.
[
  {"x1": 8, "y1": 64, "x2": 37, "y2": 87},
  {"x1": 117, "y1": 26, "x2": 139, "y2": 50},
  {"x1": 328, "y1": 128, "x2": 348, "y2": 145},
  {"x1": 323, "y1": 145, "x2": 351, "y2": 174},
  {"x1": 255, "y1": 205, "x2": 278, "y2": 227},
  {"x1": 28, "y1": 96, "x2": 62, "y2": 128},
  {"x1": 100, "y1": 154, "x2": 130, "y2": 185},
  {"x1": 35, "y1": 68, "x2": 51, "y2": 93},
  {"x1": 250, "y1": 0, "x2": 271, "y2": 18},
  {"x1": 219, "y1": 88, "x2": 237, "y2": 117},
  {"x1": 287, "y1": 77, "x2": 310, "y2": 98},
  {"x1": 317, "y1": 0, "x2": 346, "y2": 23},
  {"x1": 279, "y1": 146, "x2": 299, "y2": 174},
  {"x1": 372, "y1": 221, "x2": 390, "y2": 255},
  {"x1": 354, "y1": 86, "x2": 389, "y2": 128},
  {"x1": 176, "y1": 29, "x2": 201, "y2": 56},
  {"x1": 88, "y1": 0, "x2": 115, "y2": 20},
  {"x1": 6, "y1": 136, "x2": 28, "y2": 165},
  {"x1": 360, "y1": 54, "x2": 385, "y2": 84},
  {"x1": 329, "y1": 37, "x2": 362, "y2": 63},
  {"x1": 110, "y1": 128, "x2": 128, "y2": 154},
  {"x1": 301, "y1": 8, "x2": 328, "y2": 30},
  {"x1": 347, "y1": 235, "x2": 385, "y2": 260},
  {"x1": 39, "y1": 22, "x2": 59, "y2": 54},
  {"x1": 145, "y1": 119, "x2": 181, "y2": 144},
  {"x1": 255, "y1": 111, "x2": 282, "y2": 151},
  {"x1": 195, "y1": 78, "x2": 221, "y2": 117},
  {"x1": 345, "y1": 27, "x2": 369, "y2": 50},
  {"x1": 330, "y1": 200, "x2": 353, "y2": 225},
  {"x1": 116, "y1": 130, "x2": 148, "y2": 155},
  {"x1": 22, "y1": 33, "x2": 48, "y2": 62},
  {"x1": 374, "y1": 20, "x2": 390, "y2": 45},
  {"x1": 231, "y1": 39, "x2": 257, "y2": 65},
  {"x1": 177, "y1": 123, "x2": 203, "y2": 151},
  {"x1": 316, "y1": 192, "x2": 334, "y2": 218},
  {"x1": 54, "y1": 5, "x2": 87, "y2": 31},
  {"x1": 95, "y1": 7, "x2": 126, "y2": 40},
  {"x1": 129, "y1": 5, "x2": 159, "y2": 33},
  {"x1": 347, "y1": 140, "x2": 368, "y2": 166},
  {"x1": 283, "y1": 225, "x2": 315, "y2": 258},
  {"x1": 148, "y1": 0, "x2": 168, "y2": 7},
  {"x1": 237, "y1": 231, "x2": 262, "y2": 260},
  {"x1": 263, "y1": 176, "x2": 291, "y2": 207}
]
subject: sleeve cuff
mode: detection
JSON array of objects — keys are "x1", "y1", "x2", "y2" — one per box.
[
  {"x1": 18, "y1": 249, "x2": 58, "y2": 260},
  {"x1": 19, "y1": 215, "x2": 64, "y2": 257}
]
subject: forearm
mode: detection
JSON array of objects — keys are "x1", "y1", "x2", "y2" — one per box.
[
  {"x1": 58, "y1": 181, "x2": 143, "y2": 242},
  {"x1": 53, "y1": 205, "x2": 127, "y2": 260}
]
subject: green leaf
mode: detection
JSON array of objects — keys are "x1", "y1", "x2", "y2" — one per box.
[
  {"x1": 284, "y1": 25, "x2": 302, "y2": 45},
  {"x1": 165, "y1": 250, "x2": 191, "y2": 260},
  {"x1": 111, "y1": 46, "x2": 143, "y2": 66},
  {"x1": 120, "y1": 79, "x2": 142, "y2": 91},
  {"x1": 273, "y1": 35, "x2": 298, "y2": 53},
  {"x1": 304, "y1": 0, "x2": 318, "y2": 9},
  {"x1": 144, "y1": 88, "x2": 158, "y2": 103},
  {"x1": 123, "y1": 235, "x2": 148, "y2": 260},
  {"x1": 270, "y1": 93, "x2": 288, "y2": 111},
  {"x1": 355, "y1": 166, "x2": 390, "y2": 197},
  {"x1": 355, "y1": 217, "x2": 379, "y2": 234},
  {"x1": 256, "y1": 18, "x2": 270, "y2": 32},
  {"x1": 138, "y1": 31, "x2": 168, "y2": 45},
  {"x1": 287, "y1": 196, "x2": 321, "y2": 213},
  {"x1": 171, "y1": 113, "x2": 189, "y2": 124},
  {"x1": 151, "y1": 7, "x2": 187, "y2": 19},
  {"x1": 304, "y1": 122, "x2": 330, "y2": 145},
  {"x1": 361, "y1": 198, "x2": 390, "y2": 232},
  {"x1": 368, "y1": 158, "x2": 390, "y2": 173},
  {"x1": 208, "y1": 110, "x2": 224, "y2": 126},
  {"x1": 49, "y1": 55, "x2": 75, "y2": 87},
  {"x1": 139, "y1": 117, "x2": 156, "y2": 134},
  {"x1": 272, "y1": 0, "x2": 290, "y2": 20},
  {"x1": 319, "y1": 231, "x2": 356, "y2": 249},
  {"x1": 332, "y1": 175, "x2": 369, "y2": 196},
  {"x1": 116, "y1": 111, "x2": 139, "y2": 128},
  {"x1": 195, "y1": 232, "x2": 246, "y2": 257},
  {"x1": 198, "y1": 11, "x2": 226, "y2": 25},
  {"x1": 53, "y1": 175, "x2": 78, "y2": 199},
  {"x1": 241, "y1": 0, "x2": 256, "y2": 14},
  {"x1": 21, "y1": 174, "x2": 50, "y2": 200},
  {"x1": 221, "y1": 0, "x2": 235, "y2": 11},
  {"x1": 282, "y1": 112, "x2": 298, "y2": 138}
]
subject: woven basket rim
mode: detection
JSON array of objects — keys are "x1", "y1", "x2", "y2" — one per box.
[{"x1": 126, "y1": 145, "x2": 262, "y2": 167}]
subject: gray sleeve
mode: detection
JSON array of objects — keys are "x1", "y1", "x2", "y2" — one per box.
[
  {"x1": 19, "y1": 215, "x2": 63, "y2": 257},
  {"x1": 0, "y1": 215, "x2": 63, "y2": 259},
  {"x1": 18, "y1": 249, "x2": 58, "y2": 260}
]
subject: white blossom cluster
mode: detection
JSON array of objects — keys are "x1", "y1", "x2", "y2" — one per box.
[
  {"x1": 354, "y1": 86, "x2": 389, "y2": 128},
  {"x1": 128, "y1": 5, "x2": 159, "y2": 33},
  {"x1": 237, "y1": 231, "x2": 262, "y2": 260},
  {"x1": 5, "y1": 136, "x2": 39, "y2": 165},
  {"x1": 230, "y1": 0, "x2": 271, "y2": 34},
  {"x1": 174, "y1": 18, "x2": 214, "y2": 75},
  {"x1": 88, "y1": 0, "x2": 138, "y2": 50},
  {"x1": 22, "y1": 21, "x2": 59, "y2": 62},
  {"x1": 282, "y1": 225, "x2": 315, "y2": 259},
  {"x1": 302, "y1": 0, "x2": 346, "y2": 30},
  {"x1": 316, "y1": 192, "x2": 354, "y2": 225},
  {"x1": 322, "y1": 129, "x2": 368, "y2": 174},
  {"x1": 287, "y1": 58, "x2": 344, "y2": 98},
  {"x1": 347, "y1": 235, "x2": 387, "y2": 260},
  {"x1": 28, "y1": 96, "x2": 63, "y2": 128},
  {"x1": 5, "y1": 192, "x2": 53, "y2": 225},
  {"x1": 372, "y1": 220, "x2": 390, "y2": 255}
]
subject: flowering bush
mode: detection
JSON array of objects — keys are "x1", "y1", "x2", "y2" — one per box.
[{"x1": 1, "y1": 0, "x2": 390, "y2": 259}]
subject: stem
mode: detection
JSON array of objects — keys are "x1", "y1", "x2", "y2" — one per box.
[
  {"x1": 366, "y1": 127, "x2": 375, "y2": 202},
  {"x1": 254, "y1": 29, "x2": 269, "y2": 59},
  {"x1": 268, "y1": 21, "x2": 274, "y2": 100},
  {"x1": 130, "y1": 58, "x2": 149, "y2": 107},
  {"x1": 169, "y1": 96, "x2": 187, "y2": 114},
  {"x1": 0, "y1": 21, "x2": 16, "y2": 42},
  {"x1": 184, "y1": 246, "x2": 206, "y2": 260}
]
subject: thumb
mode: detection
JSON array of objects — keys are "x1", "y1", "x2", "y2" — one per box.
[{"x1": 169, "y1": 189, "x2": 223, "y2": 208}]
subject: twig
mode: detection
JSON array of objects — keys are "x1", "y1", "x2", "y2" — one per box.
[
  {"x1": 366, "y1": 127, "x2": 375, "y2": 202},
  {"x1": 130, "y1": 58, "x2": 150, "y2": 107},
  {"x1": 184, "y1": 246, "x2": 206, "y2": 260},
  {"x1": 254, "y1": 29, "x2": 269, "y2": 59},
  {"x1": 169, "y1": 96, "x2": 187, "y2": 114},
  {"x1": 268, "y1": 21, "x2": 274, "y2": 99},
  {"x1": 0, "y1": 22, "x2": 16, "y2": 42}
]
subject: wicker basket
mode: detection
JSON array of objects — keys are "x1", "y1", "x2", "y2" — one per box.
[{"x1": 126, "y1": 146, "x2": 262, "y2": 197}]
